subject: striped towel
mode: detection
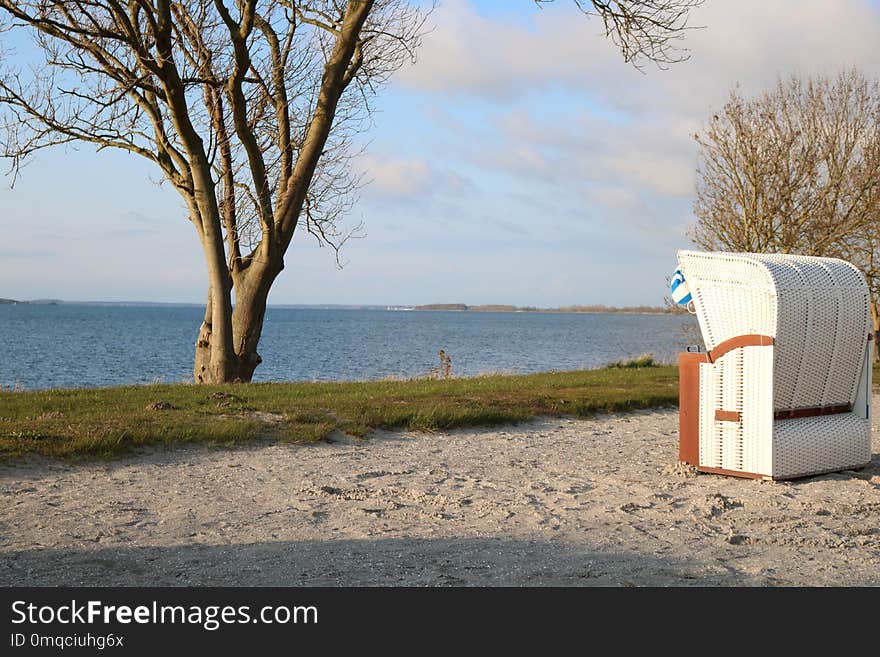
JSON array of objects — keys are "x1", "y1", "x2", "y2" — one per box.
[{"x1": 670, "y1": 269, "x2": 692, "y2": 305}]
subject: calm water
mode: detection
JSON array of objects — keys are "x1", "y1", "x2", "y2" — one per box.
[{"x1": 0, "y1": 305, "x2": 697, "y2": 390}]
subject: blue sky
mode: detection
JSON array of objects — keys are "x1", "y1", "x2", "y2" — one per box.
[{"x1": 3, "y1": 0, "x2": 880, "y2": 305}]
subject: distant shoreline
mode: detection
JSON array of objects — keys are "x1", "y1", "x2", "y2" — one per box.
[
  {"x1": 412, "y1": 303, "x2": 684, "y2": 315},
  {"x1": 0, "y1": 299, "x2": 683, "y2": 314}
]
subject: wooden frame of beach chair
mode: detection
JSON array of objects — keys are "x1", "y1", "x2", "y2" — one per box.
[{"x1": 676, "y1": 250, "x2": 873, "y2": 480}]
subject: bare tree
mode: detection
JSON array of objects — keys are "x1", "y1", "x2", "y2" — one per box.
[
  {"x1": 692, "y1": 70, "x2": 880, "y2": 342},
  {"x1": 1, "y1": 1, "x2": 702, "y2": 384},
  {"x1": 0, "y1": 0, "x2": 425, "y2": 383},
  {"x1": 837, "y1": 222, "x2": 880, "y2": 343}
]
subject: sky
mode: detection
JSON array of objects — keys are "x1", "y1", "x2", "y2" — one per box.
[{"x1": 3, "y1": 0, "x2": 880, "y2": 306}]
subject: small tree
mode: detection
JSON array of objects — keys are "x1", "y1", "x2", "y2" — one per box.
[
  {"x1": 1, "y1": 1, "x2": 702, "y2": 383},
  {"x1": 692, "y1": 70, "x2": 880, "y2": 340}
]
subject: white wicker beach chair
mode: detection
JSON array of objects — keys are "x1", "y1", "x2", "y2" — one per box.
[{"x1": 677, "y1": 250, "x2": 873, "y2": 480}]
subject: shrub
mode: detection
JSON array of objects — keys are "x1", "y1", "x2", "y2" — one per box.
[{"x1": 607, "y1": 354, "x2": 657, "y2": 369}]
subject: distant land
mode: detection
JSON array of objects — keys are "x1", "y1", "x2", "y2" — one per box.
[
  {"x1": 0, "y1": 299, "x2": 683, "y2": 313},
  {"x1": 0, "y1": 298, "x2": 62, "y2": 305},
  {"x1": 413, "y1": 303, "x2": 685, "y2": 314},
  {"x1": 0, "y1": 299, "x2": 394, "y2": 309}
]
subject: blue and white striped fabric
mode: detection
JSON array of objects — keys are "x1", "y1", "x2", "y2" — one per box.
[{"x1": 670, "y1": 268, "x2": 692, "y2": 305}]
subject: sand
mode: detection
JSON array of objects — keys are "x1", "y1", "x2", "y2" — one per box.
[{"x1": 1, "y1": 399, "x2": 879, "y2": 587}]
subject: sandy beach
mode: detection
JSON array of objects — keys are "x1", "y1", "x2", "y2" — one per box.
[{"x1": 2, "y1": 399, "x2": 878, "y2": 587}]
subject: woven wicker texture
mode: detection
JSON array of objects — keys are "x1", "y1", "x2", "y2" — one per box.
[{"x1": 679, "y1": 250, "x2": 872, "y2": 479}]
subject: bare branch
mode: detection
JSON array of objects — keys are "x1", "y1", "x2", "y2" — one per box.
[{"x1": 537, "y1": 0, "x2": 703, "y2": 69}]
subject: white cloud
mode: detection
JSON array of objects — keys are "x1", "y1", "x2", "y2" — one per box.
[
  {"x1": 401, "y1": 0, "x2": 880, "y2": 112},
  {"x1": 396, "y1": 0, "x2": 622, "y2": 98},
  {"x1": 357, "y1": 153, "x2": 475, "y2": 199},
  {"x1": 361, "y1": 154, "x2": 432, "y2": 196},
  {"x1": 392, "y1": 0, "x2": 880, "y2": 213},
  {"x1": 588, "y1": 186, "x2": 639, "y2": 210}
]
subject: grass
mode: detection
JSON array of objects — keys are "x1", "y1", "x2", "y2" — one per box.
[{"x1": 0, "y1": 366, "x2": 679, "y2": 460}]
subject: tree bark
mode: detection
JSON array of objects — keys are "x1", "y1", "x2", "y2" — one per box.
[
  {"x1": 194, "y1": 258, "x2": 282, "y2": 384},
  {"x1": 230, "y1": 259, "x2": 283, "y2": 382},
  {"x1": 193, "y1": 290, "x2": 214, "y2": 383},
  {"x1": 193, "y1": 211, "x2": 239, "y2": 383}
]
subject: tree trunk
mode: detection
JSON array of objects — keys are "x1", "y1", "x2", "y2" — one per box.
[
  {"x1": 192, "y1": 222, "x2": 239, "y2": 383},
  {"x1": 193, "y1": 291, "x2": 215, "y2": 383},
  {"x1": 193, "y1": 286, "x2": 240, "y2": 383},
  {"x1": 193, "y1": 259, "x2": 282, "y2": 384},
  {"x1": 230, "y1": 260, "x2": 282, "y2": 382}
]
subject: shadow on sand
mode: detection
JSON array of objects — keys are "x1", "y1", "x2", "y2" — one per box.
[{"x1": 0, "y1": 536, "x2": 752, "y2": 587}]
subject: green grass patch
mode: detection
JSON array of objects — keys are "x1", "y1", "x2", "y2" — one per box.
[{"x1": 0, "y1": 366, "x2": 679, "y2": 460}]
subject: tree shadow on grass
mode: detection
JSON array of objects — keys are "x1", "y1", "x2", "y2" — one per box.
[{"x1": 0, "y1": 536, "x2": 756, "y2": 587}]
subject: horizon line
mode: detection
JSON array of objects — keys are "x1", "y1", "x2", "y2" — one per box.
[{"x1": 1, "y1": 298, "x2": 673, "y2": 310}]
